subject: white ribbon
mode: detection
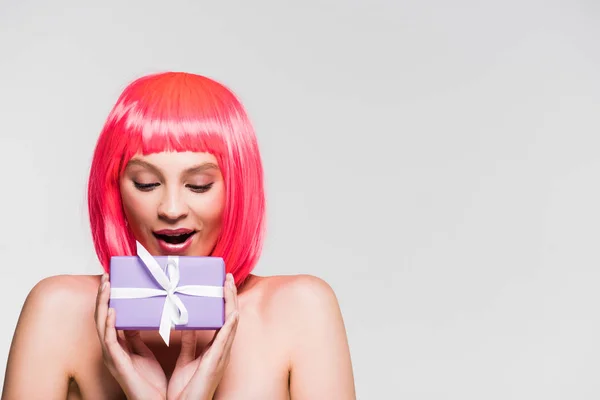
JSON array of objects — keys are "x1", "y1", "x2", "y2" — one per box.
[{"x1": 110, "y1": 241, "x2": 224, "y2": 346}]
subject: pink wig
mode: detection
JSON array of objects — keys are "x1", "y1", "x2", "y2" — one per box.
[{"x1": 87, "y1": 72, "x2": 266, "y2": 285}]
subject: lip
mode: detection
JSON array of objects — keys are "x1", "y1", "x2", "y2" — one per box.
[
  {"x1": 154, "y1": 232, "x2": 196, "y2": 255},
  {"x1": 154, "y1": 228, "x2": 195, "y2": 235},
  {"x1": 153, "y1": 228, "x2": 197, "y2": 255}
]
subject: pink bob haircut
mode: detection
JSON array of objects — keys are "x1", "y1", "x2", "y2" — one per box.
[{"x1": 87, "y1": 72, "x2": 266, "y2": 285}]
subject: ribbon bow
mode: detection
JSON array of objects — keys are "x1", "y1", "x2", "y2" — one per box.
[{"x1": 110, "y1": 241, "x2": 224, "y2": 346}]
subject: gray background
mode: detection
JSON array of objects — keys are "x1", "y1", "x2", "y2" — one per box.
[{"x1": 1, "y1": 1, "x2": 599, "y2": 398}]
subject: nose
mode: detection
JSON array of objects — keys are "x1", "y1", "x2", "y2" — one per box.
[{"x1": 157, "y1": 187, "x2": 188, "y2": 222}]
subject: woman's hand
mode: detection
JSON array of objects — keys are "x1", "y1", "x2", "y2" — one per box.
[
  {"x1": 95, "y1": 273, "x2": 168, "y2": 400},
  {"x1": 167, "y1": 273, "x2": 240, "y2": 400}
]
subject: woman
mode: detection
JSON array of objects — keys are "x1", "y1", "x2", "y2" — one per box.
[{"x1": 2, "y1": 72, "x2": 356, "y2": 399}]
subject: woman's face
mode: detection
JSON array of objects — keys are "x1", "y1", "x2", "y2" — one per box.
[{"x1": 120, "y1": 151, "x2": 225, "y2": 256}]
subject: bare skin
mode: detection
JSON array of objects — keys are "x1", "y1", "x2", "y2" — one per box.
[
  {"x1": 3, "y1": 271, "x2": 354, "y2": 399},
  {"x1": 2, "y1": 151, "x2": 356, "y2": 399}
]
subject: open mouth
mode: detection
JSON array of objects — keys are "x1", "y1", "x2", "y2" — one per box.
[{"x1": 153, "y1": 230, "x2": 196, "y2": 245}]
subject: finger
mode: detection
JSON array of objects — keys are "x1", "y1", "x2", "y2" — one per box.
[
  {"x1": 202, "y1": 330, "x2": 218, "y2": 355},
  {"x1": 198, "y1": 274, "x2": 237, "y2": 356},
  {"x1": 120, "y1": 331, "x2": 133, "y2": 353},
  {"x1": 123, "y1": 330, "x2": 155, "y2": 358},
  {"x1": 104, "y1": 308, "x2": 130, "y2": 369},
  {"x1": 94, "y1": 274, "x2": 106, "y2": 320},
  {"x1": 176, "y1": 330, "x2": 198, "y2": 366},
  {"x1": 233, "y1": 274, "x2": 239, "y2": 310},
  {"x1": 224, "y1": 274, "x2": 237, "y2": 319},
  {"x1": 192, "y1": 310, "x2": 239, "y2": 394},
  {"x1": 208, "y1": 273, "x2": 237, "y2": 351},
  {"x1": 95, "y1": 274, "x2": 110, "y2": 340},
  {"x1": 228, "y1": 273, "x2": 239, "y2": 311},
  {"x1": 204, "y1": 309, "x2": 239, "y2": 364},
  {"x1": 219, "y1": 311, "x2": 240, "y2": 367}
]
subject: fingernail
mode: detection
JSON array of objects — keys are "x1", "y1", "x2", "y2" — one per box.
[
  {"x1": 102, "y1": 273, "x2": 108, "y2": 282},
  {"x1": 101, "y1": 282, "x2": 107, "y2": 291}
]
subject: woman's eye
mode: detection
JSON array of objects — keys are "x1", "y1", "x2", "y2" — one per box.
[
  {"x1": 187, "y1": 183, "x2": 214, "y2": 193},
  {"x1": 133, "y1": 181, "x2": 160, "y2": 191},
  {"x1": 132, "y1": 181, "x2": 213, "y2": 193}
]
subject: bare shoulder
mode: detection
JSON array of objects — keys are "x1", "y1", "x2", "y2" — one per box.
[
  {"x1": 25, "y1": 274, "x2": 100, "y2": 317},
  {"x1": 262, "y1": 274, "x2": 337, "y2": 304},
  {"x1": 243, "y1": 274, "x2": 342, "y2": 326},
  {"x1": 17, "y1": 274, "x2": 102, "y2": 345},
  {"x1": 3, "y1": 274, "x2": 103, "y2": 397},
  {"x1": 244, "y1": 275, "x2": 355, "y2": 397},
  {"x1": 28, "y1": 273, "x2": 101, "y2": 297}
]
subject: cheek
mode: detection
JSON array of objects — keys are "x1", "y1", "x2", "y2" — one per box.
[
  {"x1": 191, "y1": 190, "x2": 225, "y2": 227},
  {"x1": 121, "y1": 186, "x2": 155, "y2": 225}
]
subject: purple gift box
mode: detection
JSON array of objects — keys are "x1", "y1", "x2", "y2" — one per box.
[{"x1": 108, "y1": 254, "x2": 225, "y2": 331}]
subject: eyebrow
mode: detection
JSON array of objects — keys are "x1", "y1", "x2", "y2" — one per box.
[{"x1": 126, "y1": 159, "x2": 220, "y2": 174}]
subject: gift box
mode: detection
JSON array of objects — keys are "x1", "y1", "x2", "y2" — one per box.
[{"x1": 108, "y1": 242, "x2": 225, "y2": 345}]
